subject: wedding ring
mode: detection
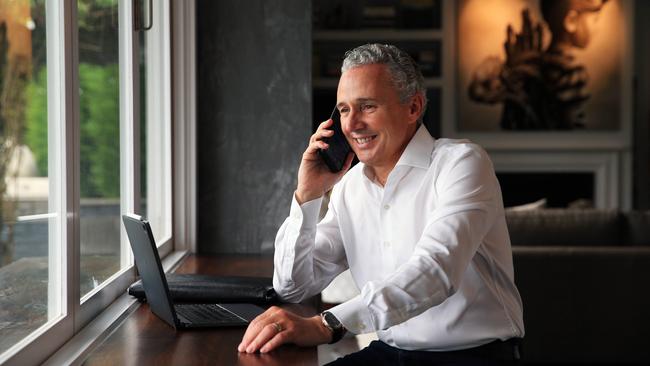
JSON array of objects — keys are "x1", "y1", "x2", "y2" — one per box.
[{"x1": 272, "y1": 322, "x2": 283, "y2": 333}]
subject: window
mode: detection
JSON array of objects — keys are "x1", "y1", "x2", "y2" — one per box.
[
  {"x1": 77, "y1": 0, "x2": 122, "y2": 299},
  {"x1": 140, "y1": 0, "x2": 171, "y2": 248},
  {"x1": 0, "y1": 0, "x2": 55, "y2": 355},
  {"x1": 0, "y1": 0, "x2": 175, "y2": 363}
]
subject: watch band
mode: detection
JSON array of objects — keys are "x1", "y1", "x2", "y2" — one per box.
[{"x1": 320, "y1": 311, "x2": 346, "y2": 344}]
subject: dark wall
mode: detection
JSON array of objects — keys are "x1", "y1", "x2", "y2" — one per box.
[
  {"x1": 197, "y1": 0, "x2": 311, "y2": 253},
  {"x1": 634, "y1": 0, "x2": 650, "y2": 209}
]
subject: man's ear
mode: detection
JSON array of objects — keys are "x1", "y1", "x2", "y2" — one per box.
[
  {"x1": 564, "y1": 9, "x2": 580, "y2": 34},
  {"x1": 408, "y1": 92, "x2": 425, "y2": 124}
]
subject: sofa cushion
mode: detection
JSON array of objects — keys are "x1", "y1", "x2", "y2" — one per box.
[
  {"x1": 505, "y1": 209, "x2": 623, "y2": 246},
  {"x1": 512, "y1": 246, "x2": 650, "y2": 362}
]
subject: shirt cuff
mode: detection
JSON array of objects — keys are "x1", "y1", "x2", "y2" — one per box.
[
  {"x1": 290, "y1": 192, "x2": 323, "y2": 229},
  {"x1": 327, "y1": 295, "x2": 375, "y2": 335}
]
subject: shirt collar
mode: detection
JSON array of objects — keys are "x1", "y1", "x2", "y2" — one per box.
[
  {"x1": 395, "y1": 124, "x2": 435, "y2": 170},
  {"x1": 361, "y1": 124, "x2": 435, "y2": 182}
]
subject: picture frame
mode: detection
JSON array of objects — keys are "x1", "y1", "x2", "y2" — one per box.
[{"x1": 441, "y1": 0, "x2": 634, "y2": 150}]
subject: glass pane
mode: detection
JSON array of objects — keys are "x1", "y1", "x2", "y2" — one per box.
[
  {"x1": 0, "y1": 0, "x2": 52, "y2": 355},
  {"x1": 77, "y1": 0, "x2": 121, "y2": 298}
]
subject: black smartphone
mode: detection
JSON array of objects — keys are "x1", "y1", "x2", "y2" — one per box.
[{"x1": 318, "y1": 106, "x2": 352, "y2": 173}]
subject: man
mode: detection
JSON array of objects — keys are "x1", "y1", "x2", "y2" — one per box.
[{"x1": 238, "y1": 44, "x2": 525, "y2": 365}]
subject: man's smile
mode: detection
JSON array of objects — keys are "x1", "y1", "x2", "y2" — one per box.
[{"x1": 352, "y1": 135, "x2": 377, "y2": 147}]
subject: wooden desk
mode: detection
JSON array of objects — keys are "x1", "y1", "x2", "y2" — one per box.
[{"x1": 83, "y1": 254, "x2": 320, "y2": 366}]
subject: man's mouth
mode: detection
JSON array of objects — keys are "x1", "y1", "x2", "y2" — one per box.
[{"x1": 352, "y1": 135, "x2": 377, "y2": 146}]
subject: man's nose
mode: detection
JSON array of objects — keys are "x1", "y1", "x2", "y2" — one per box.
[{"x1": 345, "y1": 109, "x2": 363, "y2": 132}]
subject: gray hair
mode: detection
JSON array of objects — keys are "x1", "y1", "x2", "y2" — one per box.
[{"x1": 341, "y1": 43, "x2": 427, "y2": 121}]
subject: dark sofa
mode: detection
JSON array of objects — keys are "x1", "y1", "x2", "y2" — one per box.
[{"x1": 506, "y1": 209, "x2": 650, "y2": 363}]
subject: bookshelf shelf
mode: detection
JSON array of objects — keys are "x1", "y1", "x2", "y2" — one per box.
[{"x1": 313, "y1": 29, "x2": 442, "y2": 41}]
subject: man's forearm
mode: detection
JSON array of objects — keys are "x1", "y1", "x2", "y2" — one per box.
[
  {"x1": 273, "y1": 194, "x2": 347, "y2": 303},
  {"x1": 272, "y1": 195, "x2": 324, "y2": 302},
  {"x1": 295, "y1": 188, "x2": 323, "y2": 205}
]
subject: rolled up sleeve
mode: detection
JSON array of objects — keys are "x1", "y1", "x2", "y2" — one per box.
[{"x1": 273, "y1": 192, "x2": 348, "y2": 303}]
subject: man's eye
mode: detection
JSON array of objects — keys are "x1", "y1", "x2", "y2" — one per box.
[
  {"x1": 340, "y1": 108, "x2": 350, "y2": 114},
  {"x1": 362, "y1": 104, "x2": 376, "y2": 111}
]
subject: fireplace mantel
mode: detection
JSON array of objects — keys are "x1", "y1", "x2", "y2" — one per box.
[{"x1": 488, "y1": 150, "x2": 631, "y2": 210}]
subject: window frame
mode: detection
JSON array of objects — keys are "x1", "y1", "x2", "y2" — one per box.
[
  {"x1": 0, "y1": 0, "x2": 194, "y2": 363},
  {"x1": 0, "y1": 0, "x2": 76, "y2": 363},
  {"x1": 143, "y1": 0, "x2": 173, "y2": 253},
  {"x1": 171, "y1": 0, "x2": 197, "y2": 254}
]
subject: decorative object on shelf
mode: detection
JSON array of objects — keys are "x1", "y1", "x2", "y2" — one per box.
[
  {"x1": 456, "y1": 0, "x2": 627, "y2": 132},
  {"x1": 313, "y1": 0, "x2": 441, "y2": 30}
]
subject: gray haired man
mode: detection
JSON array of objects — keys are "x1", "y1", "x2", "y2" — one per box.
[{"x1": 238, "y1": 44, "x2": 524, "y2": 365}]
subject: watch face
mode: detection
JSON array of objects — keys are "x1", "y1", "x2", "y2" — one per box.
[{"x1": 323, "y1": 311, "x2": 341, "y2": 329}]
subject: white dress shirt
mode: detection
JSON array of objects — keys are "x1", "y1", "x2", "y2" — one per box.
[{"x1": 273, "y1": 125, "x2": 525, "y2": 351}]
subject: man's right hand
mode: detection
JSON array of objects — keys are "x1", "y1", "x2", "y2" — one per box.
[{"x1": 295, "y1": 118, "x2": 354, "y2": 204}]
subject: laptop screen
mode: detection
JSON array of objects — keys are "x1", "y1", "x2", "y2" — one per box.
[{"x1": 123, "y1": 214, "x2": 179, "y2": 328}]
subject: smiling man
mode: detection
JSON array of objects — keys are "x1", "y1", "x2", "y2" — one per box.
[{"x1": 238, "y1": 44, "x2": 525, "y2": 365}]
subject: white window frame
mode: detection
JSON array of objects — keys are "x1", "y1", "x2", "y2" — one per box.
[
  {"x1": 0, "y1": 0, "x2": 191, "y2": 364},
  {"x1": 145, "y1": 0, "x2": 173, "y2": 255},
  {"x1": 0, "y1": 1, "x2": 76, "y2": 364},
  {"x1": 77, "y1": 0, "x2": 141, "y2": 329},
  {"x1": 172, "y1": 0, "x2": 197, "y2": 253}
]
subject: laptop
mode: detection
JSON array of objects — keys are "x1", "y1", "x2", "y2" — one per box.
[{"x1": 122, "y1": 213, "x2": 265, "y2": 329}]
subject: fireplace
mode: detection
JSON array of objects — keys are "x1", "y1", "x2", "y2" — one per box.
[
  {"x1": 488, "y1": 151, "x2": 630, "y2": 209},
  {"x1": 497, "y1": 172, "x2": 594, "y2": 208}
]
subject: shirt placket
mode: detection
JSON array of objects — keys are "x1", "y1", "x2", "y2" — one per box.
[{"x1": 379, "y1": 187, "x2": 396, "y2": 271}]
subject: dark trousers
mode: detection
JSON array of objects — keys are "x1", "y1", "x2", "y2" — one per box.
[{"x1": 326, "y1": 339, "x2": 522, "y2": 366}]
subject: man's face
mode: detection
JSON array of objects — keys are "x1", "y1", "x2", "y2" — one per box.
[{"x1": 336, "y1": 64, "x2": 419, "y2": 170}]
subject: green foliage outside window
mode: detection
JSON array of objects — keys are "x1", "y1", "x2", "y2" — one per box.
[
  {"x1": 24, "y1": 67, "x2": 47, "y2": 176},
  {"x1": 25, "y1": 63, "x2": 120, "y2": 198}
]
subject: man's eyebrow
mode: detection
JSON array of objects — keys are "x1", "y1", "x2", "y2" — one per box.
[
  {"x1": 337, "y1": 98, "x2": 377, "y2": 108},
  {"x1": 356, "y1": 98, "x2": 377, "y2": 103}
]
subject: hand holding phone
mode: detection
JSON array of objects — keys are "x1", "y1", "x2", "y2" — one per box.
[{"x1": 318, "y1": 106, "x2": 352, "y2": 173}]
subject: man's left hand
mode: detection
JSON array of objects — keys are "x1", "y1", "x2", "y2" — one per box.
[{"x1": 237, "y1": 306, "x2": 333, "y2": 353}]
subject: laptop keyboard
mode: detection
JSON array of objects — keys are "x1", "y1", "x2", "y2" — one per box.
[{"x1": 175, "y1": 303, "x2": 244, "y2": 324}]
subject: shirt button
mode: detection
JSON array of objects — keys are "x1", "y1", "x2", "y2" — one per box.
[
  {"x1": 384, "y1": 241, "x2": 391, "y2": 247},
  {"x1": 358, "y1": 323, "x2": 365, "y2": 330},
  {"x1": 383, "y1": 204, "x2": 390, "y2": 210}
]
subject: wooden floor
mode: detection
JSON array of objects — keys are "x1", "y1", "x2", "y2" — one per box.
[{"x1": 83, "y1": 254, "x2": 321, "y2": 366}]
